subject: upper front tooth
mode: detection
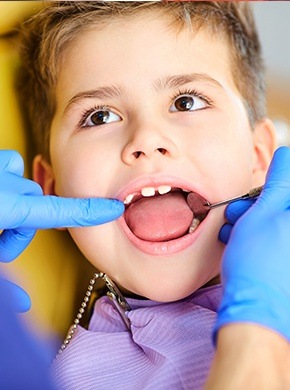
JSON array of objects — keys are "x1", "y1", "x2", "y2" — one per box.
[
  {"x1": 124, "y1": 193, "x2": 134, "y2": 204},
  {"x1": 141, "y1": 187, "x2": 155, "y2": 197},
  {"x1": 157, "y1": 185, "x2": 171, "y2": 195}
]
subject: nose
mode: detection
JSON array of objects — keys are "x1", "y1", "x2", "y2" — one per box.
[{"x1": 121, "y1": 122, "x2": 179, "y2": 166}]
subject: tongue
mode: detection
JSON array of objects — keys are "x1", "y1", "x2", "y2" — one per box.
[{"x1": 125, "y1": 192, "x2": 193, "y2": 242}]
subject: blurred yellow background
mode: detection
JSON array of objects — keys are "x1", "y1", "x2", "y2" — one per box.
[{"x1": 0, "y1": 1, "x2": 95, "y2": 347}]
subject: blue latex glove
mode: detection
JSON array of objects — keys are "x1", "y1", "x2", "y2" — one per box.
[
  {"x1": 215, "y1": 146, "x2": 290, "y2": 342},
  {"x1": 218, "y1": 199, "x2": 255, "y2": 245},
  {"x1": 0, "y1": 150, "x2": 124, "y2": 311},
  {"x1": 0, "y1": 274, "x2": 55, "y2": 389}
]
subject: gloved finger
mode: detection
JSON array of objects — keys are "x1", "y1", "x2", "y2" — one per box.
[
  {"x1": 218, "y1": 223, "x2": 233, "y2": 245},
  {"x1": 0, "y1": 277, "x2": 31, "y2": 312},
  {"x1": 1, "y1": 195, "x2": 124, "y2": 229},
  {"x1": 0, "y1": 172, "x2": 43, "y2": 195},
  {"x1": 0, "y1": 228, "x2": 36, "y2": 262},
  {"x1": 224, "y1": 198, "x2": 256, "y2": 225},
  {"x1": 255, "y1": 146, "x2": 290, "y2": 212},
  {"x1": 0, "y1": 150, "x2": 24, "y2": 176}
]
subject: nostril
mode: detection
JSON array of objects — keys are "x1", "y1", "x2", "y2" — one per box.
[
  {"x1": 133, "y1": 151, "x2": 143, "y2": 158},
  {"x1": 132, "y1": 148, "x2": 167, "y2": 159},
  {"x1": 157, "y1": 148, "x2": 167, "y2": 155}
]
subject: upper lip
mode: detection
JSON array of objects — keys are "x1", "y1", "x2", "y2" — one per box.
[{"x1": 116, "y1": 173, "x2": 208, "y2": 203}]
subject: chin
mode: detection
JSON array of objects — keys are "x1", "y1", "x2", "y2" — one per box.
[{"x1": 125, "y1": 277, "x2": 208, "y2": 303}]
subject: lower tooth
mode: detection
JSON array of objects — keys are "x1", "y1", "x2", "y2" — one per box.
[{"x1": 188, "y1": 218, "x2": 200, "y2": 234}]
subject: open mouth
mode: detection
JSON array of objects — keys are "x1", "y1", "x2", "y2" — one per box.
[{"x1": 123, "y1": 185, "x2": 209, "y2": 243}]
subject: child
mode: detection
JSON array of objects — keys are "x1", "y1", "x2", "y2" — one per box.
[{"x1": 18, "y1": 1, "x2": 277, "y2": 388}]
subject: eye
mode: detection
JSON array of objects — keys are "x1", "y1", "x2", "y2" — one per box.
[
  {"x1": 81, "y1": 107, "x2": 121, "y2": 127},
  {"x1": 169, "y1": 92, "x2": 210, "y2": 113}
]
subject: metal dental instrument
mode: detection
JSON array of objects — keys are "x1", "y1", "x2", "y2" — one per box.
[{"x1": 207, "y1": 185, "x2": 263, "y2": 209}]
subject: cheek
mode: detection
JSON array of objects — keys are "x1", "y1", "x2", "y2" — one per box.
[
  {"x1": 50, "y1": 138, "x2": 118, "y2": 198},
  {"x1": 68, "y1": 224, "x2": 122, "y2": 278},
  {"x1": 53, "y1": 156, "x2": 99, "y2": 197},
  {"x1": 185, "y1": 115, "x2": 255, "y2": 195}
]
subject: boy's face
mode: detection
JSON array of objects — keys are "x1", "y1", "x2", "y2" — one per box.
[{"x1": 36, "y1": 12, "x2": 275, "y2": 301}]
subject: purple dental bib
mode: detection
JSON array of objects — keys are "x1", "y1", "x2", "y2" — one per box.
[{"x1": 51, "y1": 284, "x2": 222, "y2": 390}]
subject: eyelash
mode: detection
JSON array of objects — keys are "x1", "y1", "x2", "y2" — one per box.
[
  {"x1": 78, "y1": 105, "x2": 110, "y2": 128},
  {"x1": 170, "y1": 87, "x2": 213, "y2": 107},
  {"x1": 78, "y1": 88, "x2": 212, "y2": 128}
]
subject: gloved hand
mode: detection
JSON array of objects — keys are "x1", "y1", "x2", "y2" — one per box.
[
  {"x1": 215, "y1": 146, "x2": 290, "y2": 342},
  {"x1": 0, "y1": 150, "x2": 124, "y2": 311},
  {"x1": 218, "y1": 198, "x2": 255, "y2": 245},
  {"x1": 0, "y1": 274, "x2": 55, "y2": 390}
]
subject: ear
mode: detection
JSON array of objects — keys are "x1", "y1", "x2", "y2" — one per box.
[
  {"x1": 33, "y1": 155, "x2": 56, "y2": 195},
  {"x1": 33, "y1": 155, "x2": 67, "y2": 231},
  {"x1": 252, "y1": 117, "x2": 277, "y2": 186}
]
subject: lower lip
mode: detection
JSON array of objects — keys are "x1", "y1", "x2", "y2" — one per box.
[{"x1": 118, "y1": 216, "x2": 206, "y2": 256}]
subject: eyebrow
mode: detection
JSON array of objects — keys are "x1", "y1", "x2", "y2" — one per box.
[
  {"x1": 64, "y1": 72, "x2": 223, "y2": 114},
  {"x1": 65, "y1": 85, "x2": 125, "y2": 112},
  {"x1": 153, "y1": 73, "x2": 223, "y2": 90}
]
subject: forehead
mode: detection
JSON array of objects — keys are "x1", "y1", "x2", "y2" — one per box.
[{"x1": 56, "y1": 11, "x2": 236, "y2": 104}]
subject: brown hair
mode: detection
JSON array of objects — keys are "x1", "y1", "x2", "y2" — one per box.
[{"x1": 18, "y1": 1, "x2": 265, "y2": 158}]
